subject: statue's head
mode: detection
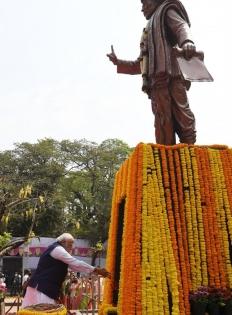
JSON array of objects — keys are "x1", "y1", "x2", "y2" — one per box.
[{"x1": 141, "y1": 0, "x2": 164, "y2": 19}]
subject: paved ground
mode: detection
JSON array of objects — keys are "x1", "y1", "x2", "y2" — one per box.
[{"x1": 4, "y1": 296, "x2": 22, "y2": 314}]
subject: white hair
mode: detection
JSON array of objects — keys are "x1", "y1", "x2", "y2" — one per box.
[{"x1": 56, "y1": 233, "x2": 74, "y2": 243}]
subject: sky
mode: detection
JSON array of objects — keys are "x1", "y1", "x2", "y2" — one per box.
[{"x1": 0, "y1": 0, "x2": 231, "y2": 150}]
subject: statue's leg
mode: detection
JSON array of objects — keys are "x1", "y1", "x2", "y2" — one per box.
[
  {"x1": 151, "y1": 87, "x2": 176, "y2": 145},
  {"x1": 170, "y1": 79, "x2": 196, "y2": 144}
]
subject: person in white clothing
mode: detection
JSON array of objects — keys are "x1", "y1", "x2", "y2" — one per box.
[
  {"x1": 22, "y1": 233, "x2": 110, "y2": 308},
  {"x1": 22, "y1": 270, "x2": 31, "y2": 297}
]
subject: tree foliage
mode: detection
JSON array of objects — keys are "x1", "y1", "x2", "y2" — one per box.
[
  {"x1": 0, "y1": 232, "x2": 12, "y2": 249},
  {"x1": 0, "y1": 138, "x2": 132, "y2": 246},
  {"x1": 0, "y1": 139, "x2": 64, "y2": 236},
  {"x1": 59, "y1": 138, "x2": 131, "y2": 244}
]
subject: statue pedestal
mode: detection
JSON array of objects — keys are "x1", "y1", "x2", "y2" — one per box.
[{"x1": 102, "y1": 143, "x2": 232, "y2": 314}]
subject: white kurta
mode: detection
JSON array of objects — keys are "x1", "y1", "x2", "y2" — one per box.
[{"x1": 22, "y1": 245, "x2": 95, "y2": 308}]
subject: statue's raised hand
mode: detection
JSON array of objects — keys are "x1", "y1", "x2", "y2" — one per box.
[{"x1": 107, "y1": 45, "x2": 118, "y2": 65}]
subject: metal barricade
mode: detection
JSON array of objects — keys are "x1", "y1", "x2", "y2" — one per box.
[{"x1": 4, "y1": 295, "x2": 22, "y2": 314}]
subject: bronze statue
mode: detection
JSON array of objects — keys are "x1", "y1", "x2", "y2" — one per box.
[{"x1": 107, "y1": 0, "x2": 206, "y2": 145}]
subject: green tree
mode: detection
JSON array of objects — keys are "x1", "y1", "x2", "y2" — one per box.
[
  {"x1": 0, "y1": 138, "x2": 132, "y2": 245},
  {"x1": 60, "y1": 138, "x2": 132, "y2": 244},
  {"x1": 0, "y1": 232, "x2": 12, "y2": 249},
  {"x1": 0, "y1": 139, "x2": 66, "y2": 236}
]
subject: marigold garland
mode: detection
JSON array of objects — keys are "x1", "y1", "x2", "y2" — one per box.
[
  {"x1": 189, "y1": 148, "x2": 208, "y2": 286},
  {"x1": 179, "y1": 147, "x2": 197, "y2": 290},
  {"x1": 103, "y1": 171, "x2": 121, "y2": 304},
  {"x1": 118, "y1": 148, "x2": 138, "y2": 315},
  {"x1": 208, "y1": 149, "x2": 232, "y2": 287},
  {"x1": 173, "y1": 150, "x2": 191, "y2": 289},
  {"x1": 101, "y1": 143, "x2": 232, "y2": 315},
  {"x1": 153, "y1": 146, "x2": 180, "y2": 315},
  {"x1": 135, "y1": 144, "x2": 143, "y2": 315},
  {"x1": 195, "y1": 148, "x2": 215, "y2": 287},
  {"x1": 168, "y1": 148, "x2": 190, "y2": 315},
  {"x1": 206, "y1": 149, "x2": 228, "y2": 288}
]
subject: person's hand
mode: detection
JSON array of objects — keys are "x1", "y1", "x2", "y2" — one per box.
[
  {"x1": 181, "y1": 41, "x2": 196, "y2": 60},
  {"x1": 106, "y1": 45, "x2": 118, "y2": 65},
  {"x1": 94, "y1": 267, "x2": 111, "y2": 278}
]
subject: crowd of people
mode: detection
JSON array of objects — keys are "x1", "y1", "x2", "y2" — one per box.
[
  {"x1": 61, "y1": 271, "x2": 102, "y2": 310},
  {"x1": 0, "y1": 270, "x2": 31, "y2": 297}
]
